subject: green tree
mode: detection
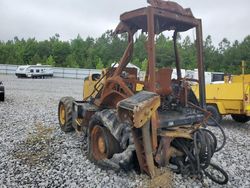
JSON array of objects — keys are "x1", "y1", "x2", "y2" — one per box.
[
  {"x1": 65, "y1": 54, "x2": 79, "y2": 68},
  {"x1": 180, "y1": 36, "x2": 196, "y2": 70},
  {"x1": 203, "y1": 35, "x2": 220, "y2": 71},
  {"x1": 23, "y1": 38, "x2": 38, "y2": 64},
  {"x1": 218, "y1": 38, "x2": 231, "y2": 54},
  {"x1": 156, "y1": 34, "x2": 175, "y2": 68},
  {"x1": 30, "y1": 53, "x2": 42, "y2": 64},
  {"x1": 52, "y1": 41, "x2": 71, "y2": 67},
  {"x1": 46, "y1": 55, "x2": 55, "y2": 66},
  {"x1": 141, "y1": 58, "x2": 148, "y2": 71},
  {"x1": 96, "y1": 58, "x2": 104, "y2": 69},
  {"x1": 132, "y1": 57, "x2": 140, "y2": 68},
  {"x1": 133, "y1": 33, "x2": 147, "y2": 66},
  {"x1": 0, "y1": 31, "x2": 250, "y2": 74}
]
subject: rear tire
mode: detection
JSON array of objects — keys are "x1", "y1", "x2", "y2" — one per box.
[
  {"x1": 231, "y1": 114, "x2": 250, "y2": 123},
  {"x1": 206, "y1": 105, "x2": 222, "y2": 126},
  {"x1": 58, "y1": 96, "x2": 75, "y2": 132}
]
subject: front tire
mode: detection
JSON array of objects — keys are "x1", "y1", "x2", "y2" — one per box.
[
  {"x1": 87, "y1": 112, "x2": 121, "y2": 163},
  {"x1": 58, "y1": 96, "x2": 75, "y2": 132},
  {"x1": 231, "y1": 114, "x2": 250, "y2": 123},
  {"x1": 88, "y1": 125, "x2": 113, "y2": 160},
  {"x1": 206, "y1": 105, "x2": 222, "y2": 126}
]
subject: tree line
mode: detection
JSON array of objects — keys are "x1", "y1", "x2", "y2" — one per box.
[{"x1": 0, "y1": 30, "x2": 249, "y2": 74}]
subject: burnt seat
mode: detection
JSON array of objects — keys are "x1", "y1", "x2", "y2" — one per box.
[{"x1": 156, "y1": 68, "x2": 173, "y2": 96}]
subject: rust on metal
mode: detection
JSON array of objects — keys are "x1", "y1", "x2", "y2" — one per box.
[
  {"x1": 173, "y1": 31, "x2": 182, "y2": 80},
  {"x1": 155, "y1": 68, "x2": 173, "y2": 95},
  {"x1": 58, "y1": 0, "x2": 228, "y2": 185},
  {"x1": 151, "y1": 111, "x2": 159, "y2": 152},
  {"x1": 80, "y1": 0, "x2": 213, "y2": 182},
  {"x1": 91, "y1": 125, "x2": 108, "y2": 160},
  {"x1": 111, "y1": 0, "x2": 205, "y2": 178},
  {"x1": 117, "y1": 91, "x2": 160, "y2": 128},
  {"x1": 158, "y1": 124, "x2": 200, "y2": 139},
  {"x1": 155, "y1": 137, "x2": 173, "y2": 166},
  {"x1": 147, "y1": 0, "x2": 193, "y2": 17},
  {"x1": 142, "y1": 121, "x2": 156, "y2": 177},
  {"x1": 132, "y1": 97, "x2": 160, "y2": 128}
]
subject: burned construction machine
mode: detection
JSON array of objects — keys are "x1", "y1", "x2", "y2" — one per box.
[{"x1": 58, "y1": 0, "x2": 228, "y2": 185}]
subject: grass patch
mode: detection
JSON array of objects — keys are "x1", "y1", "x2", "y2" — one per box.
[
  {"x1": 140, "y1": 167, "x2": 173, "y2": 188},
  {"x1": 12, "y1": 122, "x2": 55, "y2": 166}
]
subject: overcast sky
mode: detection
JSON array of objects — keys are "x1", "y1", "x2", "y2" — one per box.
[{"x1": 0, "y1": 0, "x2": 249, "y2": 45}]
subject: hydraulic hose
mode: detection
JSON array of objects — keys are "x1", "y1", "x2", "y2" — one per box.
[
  {"x1": 171, "y1": 128, "x2": 228, "y2": 184},
  {"x1": 208, "y1": 116, "x2": 227, "y2": 152}
]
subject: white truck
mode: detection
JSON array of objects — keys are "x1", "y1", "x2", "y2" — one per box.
[
  {"x1": 15, "y1": 64, "x2": 54, "y2": 78},
  {"x1": 185, "y1": 69, "x2": 224, "y2": 84}
]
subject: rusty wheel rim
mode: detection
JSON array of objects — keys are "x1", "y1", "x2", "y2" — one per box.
[
  {"x1": 91, "y1": 125, "x2": 107, "y2": 160},
  {"x1": 59, "y1": 104, "x2": 66, "y2": 125},
  {"x1": 98, "y1": 136, "x2": 106, "y2": 154}
]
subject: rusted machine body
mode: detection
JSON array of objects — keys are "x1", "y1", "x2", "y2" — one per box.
[{"x1": 58, "y1": 0, "x2": 227, "y2": 184}]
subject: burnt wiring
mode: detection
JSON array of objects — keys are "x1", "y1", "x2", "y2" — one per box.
[
  {"x1": 171, "y1": 127, "x2": 228, "y2": 184},
  {"x1": 208, "y1": 116, "x2": 227, "y2": 152},
  {"x1": 170, "y1": 101, "x2": 228, "y2": 184},
  {"x1": 188, "y1": 101, "x2": 227, "y2": 152}
]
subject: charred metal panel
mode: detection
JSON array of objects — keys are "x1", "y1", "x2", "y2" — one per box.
[{"x1": 118, "y1": 91, "x2": 160, "y2": 128}]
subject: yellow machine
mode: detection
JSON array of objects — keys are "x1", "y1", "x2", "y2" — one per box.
[
  {"x1": 83, "y1": 72, "x2": 103, "y2": 100},
  {"x1": 83, "y1": 68, "x2": 144, "y2": 100},
  {"x1": 58, "y1": 1, "x2": 228, "y2": 185},
  {"x1": 193, "y1": 61, "x2": 250, "y2": 125}
]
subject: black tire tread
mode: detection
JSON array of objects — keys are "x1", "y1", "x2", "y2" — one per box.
[
  {"x1": 0, "y1": 87, "x2": 5, "y2": 101},
  {"x1": 0, "y1": 93, "x2": 4, "y2": 101},
  {"x1": 231, "y1": 114, "x2": 250, "y2": 123},
  {"x1": 58, "y1": 96, "x2": 75, "y2": 132},
  {"x1": 87, "y1": 110, "x2": 121, "y2": 163},
  {"x1": 206, "y1": 105, "x2": 222, "y2": 126}
]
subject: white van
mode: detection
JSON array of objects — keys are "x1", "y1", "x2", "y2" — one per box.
[{"x1": 15, "y1": 64, "x2": 54, "y2": 78}]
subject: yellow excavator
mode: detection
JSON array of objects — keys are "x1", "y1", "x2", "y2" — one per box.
[{"x1": 58, "y1": 0, "x2": 228, "y2": 185}]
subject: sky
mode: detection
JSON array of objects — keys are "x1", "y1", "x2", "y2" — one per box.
[{"x1": 0, "y1": 0, "x2": 249, "y2": 45}]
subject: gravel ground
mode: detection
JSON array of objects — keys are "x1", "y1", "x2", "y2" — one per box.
[{"x1": 0, "y1": 74, "x2": 250, "y2": 188}]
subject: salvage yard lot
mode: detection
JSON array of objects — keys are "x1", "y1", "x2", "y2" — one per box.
[{"x1": 0, "y1": 74, "x2": 250, "y2": 187}]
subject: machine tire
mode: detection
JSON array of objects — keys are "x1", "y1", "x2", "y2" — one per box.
[
  {"x1": 0, "y1": 87, "x2": 4, "y2": 102},
  {"x1": 206, "y1": 105, "x2": 222, "y2": 126},
  {"x1": 88, "y1": 125, "x2": 112, "y2": 160},
  {"x1": 0, "y1": 92, "x2": 4, "y2": 101},
  {"x1": 87, "y1": 112, "x2": 121, "y2": 163},
  {"x1": 231, "y1": 114, "x2": 250, "y2": 123},
  {"x1": 58, "y1": 96, "x2": 75, "y2": 132}
]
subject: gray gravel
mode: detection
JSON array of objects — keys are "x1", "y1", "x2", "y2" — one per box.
[{"x1": 0, "y1": 74, "x2": 250, "y2": 188}]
